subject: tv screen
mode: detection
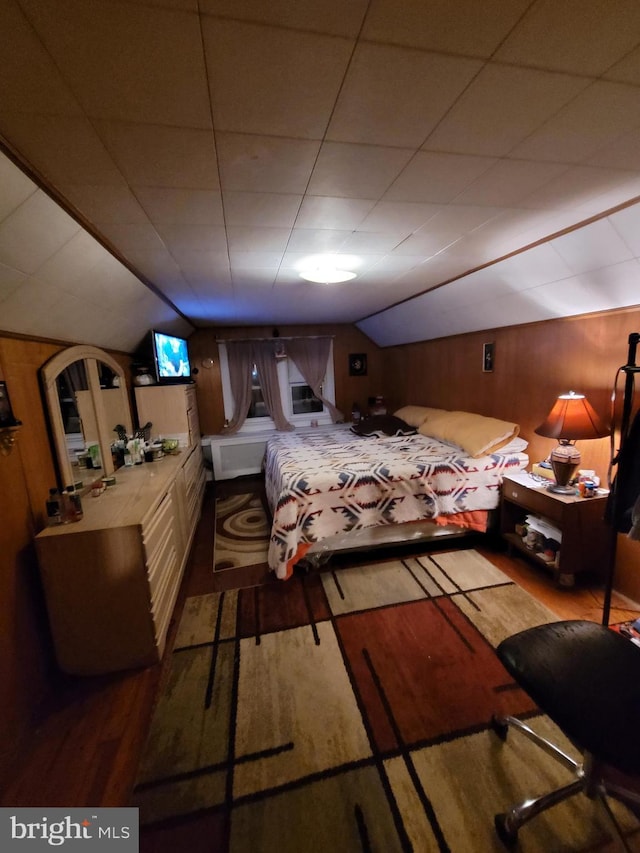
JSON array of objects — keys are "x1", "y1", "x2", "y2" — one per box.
[{"x1": 153, "y1": 331, "x2": 192, "y2": 382}]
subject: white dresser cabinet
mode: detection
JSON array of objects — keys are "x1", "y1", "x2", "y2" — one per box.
[
  {"x1": 134, "y1": 384, "x2": 200, "y2": 447},
  {"x1": 35, "y1": 444, "x2": 205, "y2": 675}
]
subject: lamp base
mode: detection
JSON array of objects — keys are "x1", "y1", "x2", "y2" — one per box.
[{"x1": 546, "y1": 482, "x2": 577, "y2": 495}]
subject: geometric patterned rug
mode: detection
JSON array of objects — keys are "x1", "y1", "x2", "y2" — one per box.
[
  {"x1": 213, "y1": 492, "x2": 270, "y2": 572},
  {"x1": 132, "y1": 549, "x2": 639, "y2": 852}
]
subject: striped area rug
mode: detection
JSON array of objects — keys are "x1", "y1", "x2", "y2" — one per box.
[{"x1": 133, "y1": 550, "x2": 639, "y2": 852}]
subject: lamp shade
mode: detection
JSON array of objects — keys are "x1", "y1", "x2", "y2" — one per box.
[{"x1": 534, "y1": 391, "x2": 610, "y2": 441}]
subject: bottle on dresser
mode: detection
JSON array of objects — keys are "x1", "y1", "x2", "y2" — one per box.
[
  {"x1": 62, "y1": 484, "x2": 84, "y2": 522},
  {"x1": 45, "y1": 488, "x2": 64, "y2": 526}
]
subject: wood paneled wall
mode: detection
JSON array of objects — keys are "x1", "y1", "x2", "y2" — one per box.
[{"x1": 380, "y1": 307, "x2": 640, "y2": 602}]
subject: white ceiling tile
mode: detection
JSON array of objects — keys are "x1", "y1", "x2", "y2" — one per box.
[
  {"x1": 425, "y1": 64, "x2": 588, "y2": 157},
  {"x1": 285, "y1": 229, "x2": 352, "y2": 254},
  {"x1": 203, "y1": 19, "x2": 352, "y2": 138},
  {"x1": 0, "y1": 152, "x2": 38, "y2": 222},
  {"x1": 200, "y1": 0, "x2": 368, "y2": 36},
  {"x1": 94, "y1": 222, "x2": 166, "y2": 254},
  {"x1": 0, "y1": 0, "x2": 82, "y2": 116},
  {"x1": 231, "y1": 269, "x2": 276, "y2": 288},
  {"x1": 604, "y1": 45, "x2": 640, "y2": 85},
  {"x1": 0, "y1": 276, "x2": 67, "y2": 331},
  {"x1": 356, "y1": 254, "x2": 423, "y2": 281},
  {"x1": 2, "y1": 0, "x2": 640, "y2": 342},
  {"x1": 512, "y1": 81, "x2": 640, "y2": 164},
  {"x1": 0, "y1": 190, "x2": 80, "y2": 274},
  {"x1": 19, "y1": 0, "x2": 212, "y2": 127},
  {"x1": 607, "y1": 203, "x2": 640, "y2": 257},
  {"x1": 359, "y1": 201, "x2": 443, "y2": 234},
  {"x1": 488, "y1": 243, "x2": 573, "y2": 290},
  {"x1": 0, "y1": 261, "x2": 27, "y2": 302},
  {"x1": 224, "y1": 192, "x2": 302, "y2": 228},
  {"x1": 156, "y1": 224, "x2": 228, "y2": 253},
  {"x1": 361, "y1": 0, "x2": 531, "y2": 57},
  {"x1": 521, "y1": 273, "x2": 625, "y2": 318},
  {"x1": 0, "y1": 114, "x2": 127, "y2": 186},
  {"x1": 228, "y1": 252, "x2": 283, "y2": 271},
  {"x1": 96, "y1": 122, "x2": 219, "y2": 189},
  {"x1": 550, "y1": 219, "x2": 634, "y2": 274},
  {"x1": 308, "y1": 142, "x2": 414, "y2": 198},
  {"x1": 384, "y1": 151, "x2": 496, "y2": 204},
  {"x1": 217, "y1": 133, "x2": 320, "y2": 194},
  {"x1": 521, "y1": 165, "x2": 640, "y2": 211},
  {"x1": 327, "y1": 44, "x2": 481, "y2": 148},
  {"x1": 338, "y1": 232, "x2": 404, "y2": 254},
  {"x1": 495, "y1": 0, "x2": 640, "y2": 76},
  {"x1": 295, "y1": 196, "x2": 374, "y2": 230},
  {"x1": 135, "y1": 188, "x2": 224, "y2": 225},
  {"x1": 124, "y1": 247, "x2": 186, "y2": 282},
  {"x1": 577, "y1": 258, "x2": 640, "y2": 309},
  {"x1": 37, "y1": 230, "x2": 111, "y2": 289},
  {"x1": 585, "y1": 128, "x2": 640, "y2": 171},
  {"x1": 169, "y1": 250, "x2": 230, "y2": 279},
  {"x1": 392, "y1": 205, "x2": 502, "y2": 255},
  {"x1": 59, "y1": 184, "x2": 150, "y2": 224},
  {"x1": 226, "y1": 227, "x2": 291, "y2": 253},
  {"x1": 454, "y1": 159, "x2": 569, "y2": 207}
]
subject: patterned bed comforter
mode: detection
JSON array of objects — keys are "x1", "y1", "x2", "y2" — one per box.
[{"x1": 264, "y1": 429, "x2": 528, "y2": 579}]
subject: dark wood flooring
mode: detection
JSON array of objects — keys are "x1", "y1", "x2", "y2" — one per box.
[{"x1": 2, "y1": 478, "x2": 638, "y2": 810}]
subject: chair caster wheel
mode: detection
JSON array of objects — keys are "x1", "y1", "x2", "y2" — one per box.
[
  {"x1": 490, "y1": 714, "x2": 509, "y2": 741},
  {"x1": 494, "y1": 813, "x2": 518, "y2": 847}
]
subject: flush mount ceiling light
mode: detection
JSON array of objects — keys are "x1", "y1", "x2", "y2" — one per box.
[
  {"x1": 298, "y1": 254, "x2": 359, "y2": 284},
  {"x1": 299, "y1": 267, "x2": 357, "y2": 284}
]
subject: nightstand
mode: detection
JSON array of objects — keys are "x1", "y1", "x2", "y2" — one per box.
[{"x1": 500, "y1": 472, "x2": 610, "y2": 586}]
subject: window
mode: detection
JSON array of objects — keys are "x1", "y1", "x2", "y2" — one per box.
[{"x1": 219, "y1": 341, "x2": 336, "y2": 432}]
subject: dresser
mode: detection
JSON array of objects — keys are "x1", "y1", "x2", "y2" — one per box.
[
  {"x1": 35, "y1": 444, "x2": 206, "y2": 675},
  {"x1": 134, "y1": 383, "x2": 200, "y2": 448}
]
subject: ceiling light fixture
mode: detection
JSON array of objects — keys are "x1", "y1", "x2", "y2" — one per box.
[{"x1": 299, "y1": 267, "x2": 357, "y2": 284}]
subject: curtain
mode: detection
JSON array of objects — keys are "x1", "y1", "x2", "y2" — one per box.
[
  {"x1": 253, "y1": 340, "x2": 294, "y2": 431},
  {"x1": 223, "y1": 341, "x2": 254, "y2": 434},
  {"x1": 285, "y1": 338, "x2": 343, "y2": 423}
]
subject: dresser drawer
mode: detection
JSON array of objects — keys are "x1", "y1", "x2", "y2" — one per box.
[
  {"x1": 142, "y1": 491, "x2": 174, "y2": 562},
  {"x1": 501, "y1": 478, "x2": 564, "y2": 525}
]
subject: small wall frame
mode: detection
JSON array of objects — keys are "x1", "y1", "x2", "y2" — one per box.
[
  {"x1": 483, "y1": 342, "x2": 495, "y2": 373},
  {"x1": 349, "y1": 353, "x2": 367, "y2": 376}
]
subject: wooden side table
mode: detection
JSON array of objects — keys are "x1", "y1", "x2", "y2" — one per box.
[{"x1": 501, "y1": 473, "x2": 610, "y2": 586}]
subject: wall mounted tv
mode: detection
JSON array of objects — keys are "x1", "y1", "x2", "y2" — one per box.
[{"x1": 146, "y1": 331, "x2": 193, "y2": 384}]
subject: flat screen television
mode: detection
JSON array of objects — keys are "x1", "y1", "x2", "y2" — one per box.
[{"x1": 151, "y1": 331, "x2": 192, "y2": 384}]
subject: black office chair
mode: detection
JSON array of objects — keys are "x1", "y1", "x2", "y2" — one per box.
[{"x1": 491, "y1": 620, "x2": 640, "y2": 850}]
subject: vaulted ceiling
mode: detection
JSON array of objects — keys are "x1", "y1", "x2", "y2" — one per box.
[{"x1": 2, "y1": 0, "x2": 640, "y2": 352}]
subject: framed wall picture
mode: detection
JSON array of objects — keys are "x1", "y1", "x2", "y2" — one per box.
[
  {"x1": 483, "y1": 342, "x2": 495, "y2": 373},
  {"x1": 349, "y1": 353, "x2": 367, "y2": 376}
]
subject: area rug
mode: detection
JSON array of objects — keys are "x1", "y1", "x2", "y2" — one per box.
[
  {"x1": 213, "y1": 492, "x2": 270, "y2": 571},
  {"x1": 132, "y1": 549, "x2": 639, "y2": 852}
]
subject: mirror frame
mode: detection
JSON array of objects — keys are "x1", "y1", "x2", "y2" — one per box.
[{"x1": 41, "y1": 345, "x2": 132, "y2": 489}]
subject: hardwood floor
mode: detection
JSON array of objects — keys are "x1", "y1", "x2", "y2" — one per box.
[{"x1": 2, "y1": 479, "x2": 638, "y2": 809}]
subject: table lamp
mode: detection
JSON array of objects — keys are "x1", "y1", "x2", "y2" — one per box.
[{"x1": 534, "y1": 391, "x2": 610, "y2": 494}]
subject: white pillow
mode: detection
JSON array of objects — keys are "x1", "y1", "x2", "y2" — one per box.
[{"x1": 493, "y1": 436, "x2": 528, "y2": 455}]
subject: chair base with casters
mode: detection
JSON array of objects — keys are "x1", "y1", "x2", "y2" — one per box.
[{"x1": 491, "y1": 620, "x2": 640, "y2": 850}]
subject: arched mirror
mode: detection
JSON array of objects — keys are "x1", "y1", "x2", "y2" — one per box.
[{"x1": 41, "y1": 345, "x2": 133, "y2": 490}]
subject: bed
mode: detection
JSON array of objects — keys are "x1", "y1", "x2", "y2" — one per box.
[{"x1": 264, "y1": 407, "x2": 529, "y2": 579}]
